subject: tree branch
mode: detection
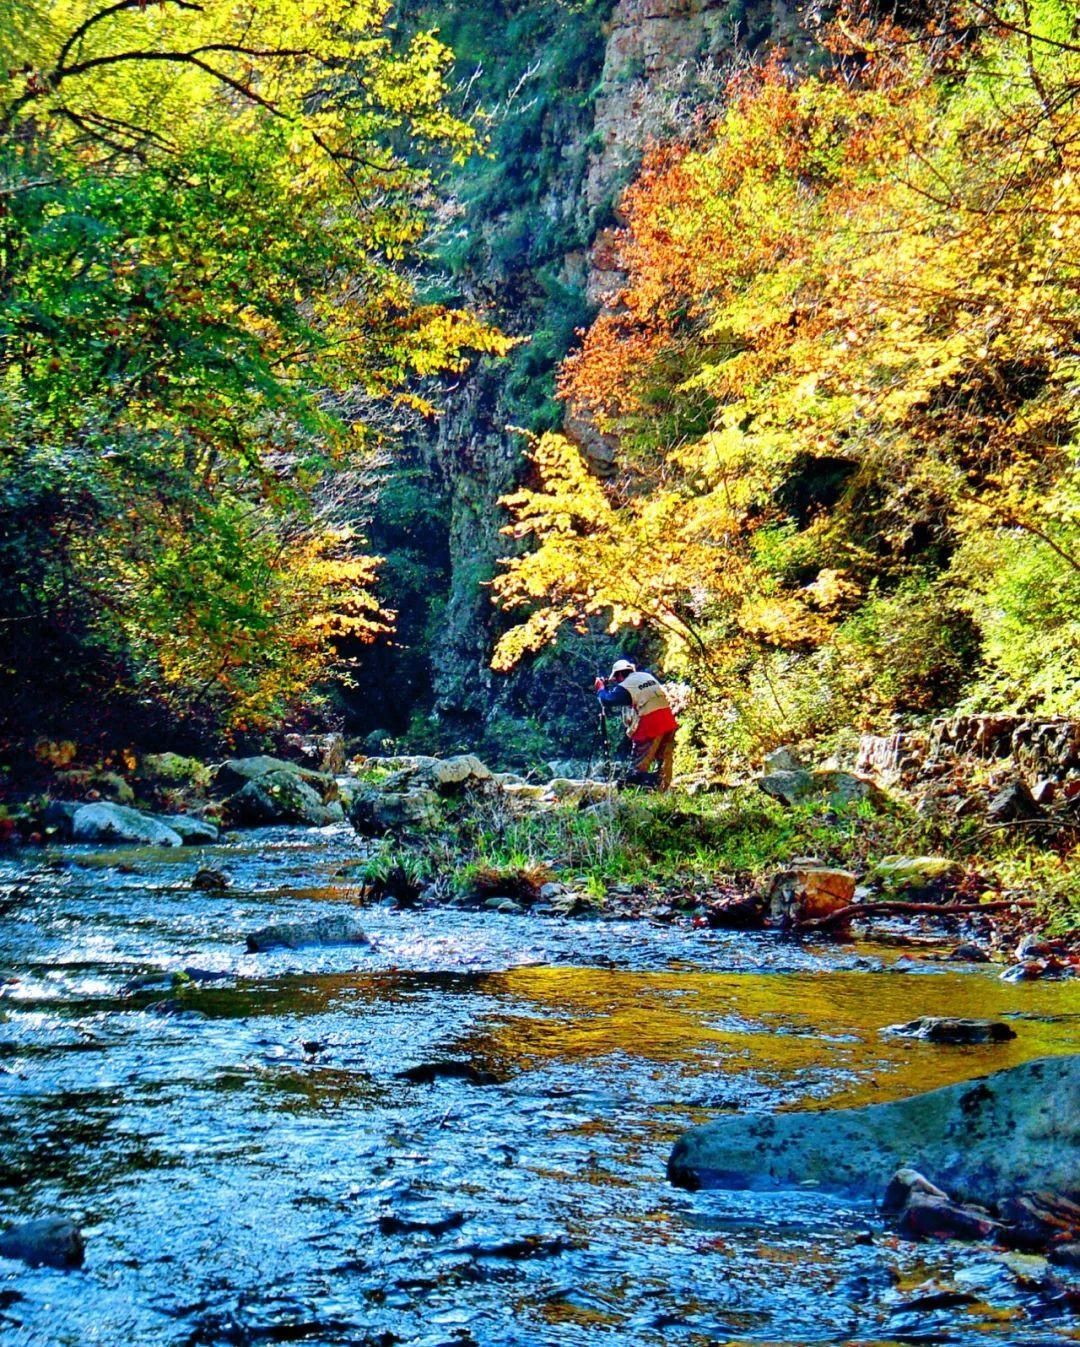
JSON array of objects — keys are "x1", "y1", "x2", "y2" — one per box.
[
  {"x1": 55, "y1": 0, "x2": 204, "y2": 73},
  {"x1": 797, "y1": 897, "x2": 1036, "y2": 934}
]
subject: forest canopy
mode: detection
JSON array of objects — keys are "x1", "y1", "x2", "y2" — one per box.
[
  {"x1": 493, "y1": 0, "x2": 1080, "y2": 763},
  {"x1": 0, "y1": 0, "x2": 507, "y2": 741}
]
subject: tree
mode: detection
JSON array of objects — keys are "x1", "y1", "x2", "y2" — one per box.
[
  {"x1": 0, "y1": 0, "x2": 509, "y2": 739},
  {"x1": 493, "y1": 1, "x2": 1080, "y2": 754}
]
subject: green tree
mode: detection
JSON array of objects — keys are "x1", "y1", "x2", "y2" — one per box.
[{"x1": 0, "y1": 0, "x2": 507, "y2": 740}]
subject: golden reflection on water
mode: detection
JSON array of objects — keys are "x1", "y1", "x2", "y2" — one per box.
[
  {"x1": 469, "y1": 963, "x2": 1080, "y2": 1110},
  {"x1": 193, "y1": 960, "x2": 1078, "y2": 1119}
]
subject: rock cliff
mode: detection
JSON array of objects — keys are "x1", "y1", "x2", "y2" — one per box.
[{"x1": 389, "y1": 0, "x2": 809, "y2": 747}]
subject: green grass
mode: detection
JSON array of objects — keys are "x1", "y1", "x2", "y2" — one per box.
[
  {"x1": 363, "y1": 786, "x2": 934, "y2": 894},
  {"x1": 351, "y1": 783, "x2": 1080, "y2": 929}
]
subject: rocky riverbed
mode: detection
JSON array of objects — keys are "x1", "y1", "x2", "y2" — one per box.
[{"x1": 0, "y1": 821, "x2": 1078, "y2": 1345}]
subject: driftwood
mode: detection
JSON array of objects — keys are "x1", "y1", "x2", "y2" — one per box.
[{"x1": 796, "y1": 897, "x2": 1036, "y2": 934}]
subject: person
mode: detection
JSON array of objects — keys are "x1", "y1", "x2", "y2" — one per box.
[{"x1": 593, "y1": 658, "x2": 678, "y2": 791}]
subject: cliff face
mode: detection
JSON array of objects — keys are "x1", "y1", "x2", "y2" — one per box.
[
  {"x1": 400, "y1": 0, "x2": 803, "y2": 745},
  {"x1": 585, "y1": 0, "x2": 743, "y2": 214}
]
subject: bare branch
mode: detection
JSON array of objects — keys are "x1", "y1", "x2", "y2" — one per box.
[{"x1": 55, "y1": 0, "x2": 203, "y2": 73}]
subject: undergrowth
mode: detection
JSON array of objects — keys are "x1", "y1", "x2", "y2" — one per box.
[
  {"x1": 353, "y1": 784, "x2": 1080, "y2": 931},
  {"x1": 359, "y1": 787, "x2": 934, "y2": 894}
]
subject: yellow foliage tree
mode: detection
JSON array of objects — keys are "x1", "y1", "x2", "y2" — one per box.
[{"x1": 494, "y1": 2, "x2": 1080, "y2": 747}]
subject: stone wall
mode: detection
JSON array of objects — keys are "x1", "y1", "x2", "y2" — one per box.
[{"x1": 858, "y1": 716, "x2": 1080, "y2": 787}]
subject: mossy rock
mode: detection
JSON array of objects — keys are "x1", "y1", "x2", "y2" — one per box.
[
  {"x1": 874, "y1": 855, "x2": 963, "y2": 895},
  {"x1": 137, "y1": 753, "x2": 211, "y2": 792}
]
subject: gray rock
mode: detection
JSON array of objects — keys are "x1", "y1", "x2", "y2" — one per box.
[
  {"x1": 949, "y1": 942, "x2": 990, "y2": 963},
  {"x1": 428, "y1": 754, "x2": 491, "y2": 788},
  {"x1": 897, "y1": 1189, "x2": 1004, "y2": 1242},
  {"x1": 987, "y1": 780, "x2": 1043, "y2": 824},
  {"x1": 758, "y1": 769, "x2": 884, "y2": 809},
  {"x1": 0, "y1": 1217, "x2": 85, "y2": 1269},
  {"x1": 361, "y1": 754, "x2": 439, "y2": 775},
  {"x1": 881, "y1": 1166, "x2": 950, "y2": 1214},
  {"x1": 667, "y1": 1056, "x2": 1080, "y2": 1203},
  {"x1": 484, "y1": 896, "x2": 523, "y2": 914},
  {"x1": 884, "y1": 1017, "x2": 1017, "y2": 1045},
  {"x1": 348, "y1": 788, "x2": 441, "y2": 835},
  {"x1": 192, "y1": 867, "x2": 230, "y2": 892},
  {"x1": 246, "y1": 913, "x2": 372, "y2": 952},
  {"x1": 215, "y1": 756, "x2": 337, "y2": 801},
  {"x1": 763, "y1": 746, "x2": 802, "y2": 772},
  {"x1": 157, "y1": 814, "x2": 219, "y2": 845},
  {"x1": 225, "y1": 772, "x2": 342, "y2": 827},
  {"x1": 379, "y1": 754, "x2": 493, "y2": 795},
  {"x1": 71, "y1": 803, "x2": 183, "y2": 848}
]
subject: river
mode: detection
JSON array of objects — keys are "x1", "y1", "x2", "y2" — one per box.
[{"x1": 0, "y1": 823, "x2": 1077, "y2": 1346}]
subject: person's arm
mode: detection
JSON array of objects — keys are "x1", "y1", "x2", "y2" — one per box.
[{"x1": 595, "y1": 682, "x2": 631, "y2": 709}]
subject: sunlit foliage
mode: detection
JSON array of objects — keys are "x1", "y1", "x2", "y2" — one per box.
[
  {"x1": 1, "y1": 0, "x2": 508, "y2": 736},
  {"x1": 494, "y1": 0, "x2": 1080, "y2": 755}
]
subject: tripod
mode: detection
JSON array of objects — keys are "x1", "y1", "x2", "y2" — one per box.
[{"x1": 587, "y1": 706, "x2": 617, "y2": 783}]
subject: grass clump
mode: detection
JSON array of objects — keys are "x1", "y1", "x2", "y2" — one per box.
[
  {"x1": 351, "y1": 781, "x2": 1079, "y2": 930},
  {"x1": 373, "y1": 785, "x2": 938, "y2": 900}
]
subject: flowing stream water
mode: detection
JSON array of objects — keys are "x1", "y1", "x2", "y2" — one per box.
[{"x1": 0, "y1": 823, "x2": 1078, "y2": 1346}]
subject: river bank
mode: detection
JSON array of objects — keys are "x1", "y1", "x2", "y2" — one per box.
[
  {"x1": 4, "y1": 734, "x2": 1080, "y2": 963},
  {"x1": 1, "y1": 821, "x2": 1078, "y2": 1345}
]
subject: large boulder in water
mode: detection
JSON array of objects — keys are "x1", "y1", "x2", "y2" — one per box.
[
  {"x1": 157, "y1": 814, "x2": 219, "y2": 845},
  {"x1": 71, "y1": 803, "x2": 183, "y2": 847},
  {"x1": 224, "y1": 771, "x2": 343, "y2": 827},
  {"x1": 246, "y1": 913, "x2": 371, "y2": 952},
  {"x1": 348, "y1": 788, "x2": 441, "y2": 835},
  {"x1": 0, "y1": 1217, "x2": 85, "y2": 1269},
  {"x1": 667, "y1": 1056, "x2": 1080, "y2": 1205},
  {"x1": 214, "y1": 755, "x2": 338, "y2": 802}
]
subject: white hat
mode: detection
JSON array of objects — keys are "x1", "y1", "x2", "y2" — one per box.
[{"x1": 610, "y1": 659, "x2": 636, "y2": 677}]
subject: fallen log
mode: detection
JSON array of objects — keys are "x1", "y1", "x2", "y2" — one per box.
[{"x1": 796, "y1": 897, "x2": 1036, "y2": 935}]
